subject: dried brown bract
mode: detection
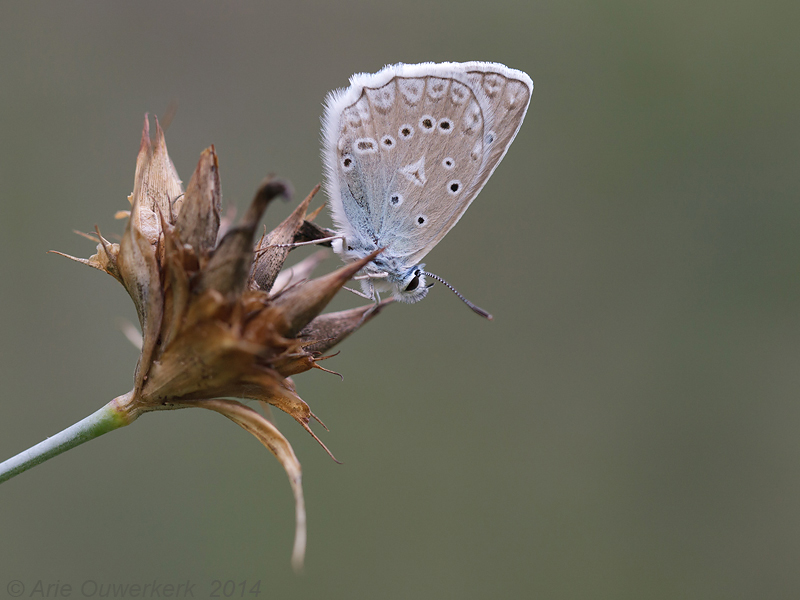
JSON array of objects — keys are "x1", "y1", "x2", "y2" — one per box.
[{"x1": 56, "y1": 116, "x2": 389, "y2": 569}]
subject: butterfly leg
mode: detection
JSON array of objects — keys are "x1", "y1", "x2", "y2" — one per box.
[
  {"x1": 353, "y1": 280, "x2": 382, "y2": 327},
  {"x1": 261, "y1": 235, "x2": 344, "y2": 251},
  {"x1": 343, "y1": 267, "x2": 388, "y2": 299},
  {"x1": 342, "y1": 286, "x2": 373, "y2": 300}
]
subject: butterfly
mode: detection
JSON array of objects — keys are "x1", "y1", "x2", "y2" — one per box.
[{"x1": 321, "y1": 61, "x2": 532, "y2": 318}]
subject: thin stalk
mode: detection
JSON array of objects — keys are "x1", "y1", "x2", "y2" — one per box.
[{"x1": 0, "y1": 391, "x2": 137, "y2": 484}]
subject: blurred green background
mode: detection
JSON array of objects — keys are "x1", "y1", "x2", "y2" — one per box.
[{"x1": 2, "y1": 1, "x2": 799, "y2": 597}]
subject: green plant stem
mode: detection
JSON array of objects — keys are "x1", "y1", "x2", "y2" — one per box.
[{"x1": 0, "y1": 392, "x2": 136, "y2": 484}]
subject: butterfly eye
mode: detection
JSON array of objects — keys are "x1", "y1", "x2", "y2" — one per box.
[
  {"x1": 381, "y1": 135, "x2": 396, "y2": 149},
  {"x1": 416, "y1": 215, "x2": 427, "y2": 227},
  {"x1": 389, "y1": 193, "x2": 403, "y2": 206},
  {"x1": 485, "y1": 131, "x2": 495, "y2": 144},
  {"x1": 447, "y1": 180, "x2": 462, "y2": 195},
  {"x1": 438, "y1": 118, "x2": 453, "y2": 133},
  {"x1": 442, "y1": 157, "x2": 455, "y2": 169},
  {"x1": 419, "y1": 115, "x2": 435, "y2": 132},
  {"x1": 404, "y1": 274, "x2": 420, "y2": 292},
  {"x1": 341, "y1": 154, "x2": 354, "y2": 171}
]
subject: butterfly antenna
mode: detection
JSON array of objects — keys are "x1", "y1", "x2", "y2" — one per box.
[{"x1": 422, "y1": 271, "x2": 493, "y2": 320}]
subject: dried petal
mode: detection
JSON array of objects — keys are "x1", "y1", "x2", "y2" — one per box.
[
  {"x1": 129, "y1": 117, "x2": 183, "y2": 245},
  {"x1": 160, "y1": 227, "x2": 192, "y2": 350},
  {"x1": 175, "y1": 147, "x2": 221, "y2": 262},
  {"x1": 117, "y1": 223, "x2": 163, "y2": 392},
  {"x1": 196, "y1": 178, "x2": 290, "y2": 298}
]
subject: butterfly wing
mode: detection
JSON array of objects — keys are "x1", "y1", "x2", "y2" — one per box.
[{"x1": 322, "y1": 61, "x2": 532, "y2": 267}]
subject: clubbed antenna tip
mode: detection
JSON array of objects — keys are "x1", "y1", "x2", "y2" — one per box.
[{"x1": 422, "y1": 271, "x2": 493, "y2": 320}]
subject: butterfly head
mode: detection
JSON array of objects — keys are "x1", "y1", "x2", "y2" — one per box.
[{"x1": 391, "y1": 266, "x2": 431, "y2": 304}]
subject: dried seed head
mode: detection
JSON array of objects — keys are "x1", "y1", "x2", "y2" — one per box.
[{"x1": 55, "y1": 115, "x2": 389, "y2": 569}]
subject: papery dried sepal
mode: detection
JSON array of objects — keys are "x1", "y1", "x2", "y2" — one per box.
[
  {"x1": 51, "y1": 227, "x2": 122, "y2": 283},
  {"x1": 270, "y1": 250, "x2": 328, "y2": 297},
  {"x1": 306, "y1": 202, "x2": 325, "y2": 222},
  {"x1": 250, "y1": 184, "x2": 318, "y2": 293},
  {"x1": 270, "y1": 249, "x2": 382, "y2": 338},
  {"x1": 118, "y1": 224, "x2": 163, "y2": 392},
  {"x1": 259, "y1": 379, "x2": 339, "y2": 463},
  {"x1": 297, "y1": 300, "x2": 392, "y2": 355},
  {"x1": 175, "y1": 398, "x2": 307, "y2": 571}
]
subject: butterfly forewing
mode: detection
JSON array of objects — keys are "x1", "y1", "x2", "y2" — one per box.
[
  {"x1": 461, "y1": 70, "x2": 532, "y2": 210},
  {"x1": 403, "y1": 68, "x2": 531, "y2": 265},
  {"x1": 369, "y1": 75, "x2": 486, "y2": 260}
]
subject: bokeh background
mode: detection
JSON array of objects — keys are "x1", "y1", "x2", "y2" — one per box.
[{"x1": 2, "y1": 1, "x2": 799, "y2": 597}]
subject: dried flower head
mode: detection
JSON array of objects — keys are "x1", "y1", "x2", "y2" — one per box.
[{"x1": 55, "y1": 116, "x2": 388, "y2": 569}]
